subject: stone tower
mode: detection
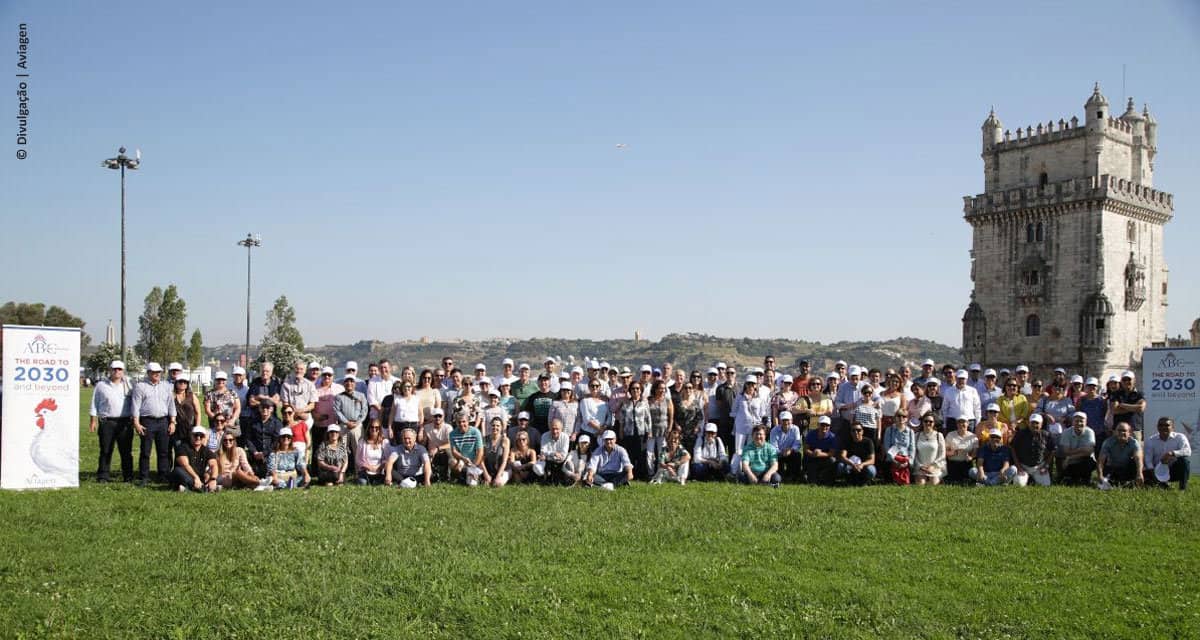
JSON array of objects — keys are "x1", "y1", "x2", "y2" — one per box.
[{"x1": 961, "y1": 84, "x2": 1173, "y2": 378}]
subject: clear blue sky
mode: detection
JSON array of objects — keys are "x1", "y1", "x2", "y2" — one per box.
[{"x1": 3, "y1": 1, "x2": 1198, "y2": 348}]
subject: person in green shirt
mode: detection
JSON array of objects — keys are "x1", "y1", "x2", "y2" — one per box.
[
  {"x1": 739, "y1": 426, "x2": 781, "y2": 487},
  {"x1": 509, "y1": 364, "x2": 538, "y2": 407}
]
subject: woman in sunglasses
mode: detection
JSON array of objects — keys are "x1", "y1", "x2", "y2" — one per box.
[
  {"x1": 267, "y1": 426, "x2": 309, "y2": 489},
  {"x1": 997, "y1": 379, "x2": 1031, "y2": 431},
  {"x1": 215, "y1": 431, "x2": 260, "y2": 490}
]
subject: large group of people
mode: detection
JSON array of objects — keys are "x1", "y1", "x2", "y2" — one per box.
[{"x1": 87, "y1": 354, "x2": 1191, "y2": 492}]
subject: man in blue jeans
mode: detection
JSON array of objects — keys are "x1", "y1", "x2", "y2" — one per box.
[
  {"x1": 970, "y1": 430, "x2": 1018, "y2": 485},
  {"x1": 585, "y1": 430, "x2": 633, "y2": 489}
]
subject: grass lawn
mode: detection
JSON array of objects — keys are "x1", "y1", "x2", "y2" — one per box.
[{"x1": 0, "y1": 390, "x2": 1195, "y2": 639}]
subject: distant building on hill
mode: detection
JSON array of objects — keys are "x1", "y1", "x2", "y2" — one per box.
[{"x1": 961, "y1": 84, "x2": 1174, "y2": 378}]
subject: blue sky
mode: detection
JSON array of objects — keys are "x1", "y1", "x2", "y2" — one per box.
[{"x1": 3, "y1": 1, "x2": 1198, "y2": 347}]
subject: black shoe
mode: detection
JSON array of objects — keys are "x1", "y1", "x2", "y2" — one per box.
[{"x1": 96, "y1": 478, "x2": 109, "y2": 484}]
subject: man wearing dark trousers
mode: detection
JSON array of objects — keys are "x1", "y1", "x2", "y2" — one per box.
[
  {"x1": 88, "y1": 360, "x2": 133, "y2": 483},
  {"x1": 131, "y1": 362, "x2": 177, "y2": 486}
]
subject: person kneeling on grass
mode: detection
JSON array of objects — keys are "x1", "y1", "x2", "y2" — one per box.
[
  {"x1": 690, "y1": 423, "x2": 729, "y2": 481},
  {"x1": 1010, "y1": 414, "x2": 1053, "y2": 486},
  {"x1": 268, "y1": 427, "x2": 309, "y2": 489},
  {"x1": 173, "y1": 426, "x2": 218, "y2": 492},
  {"x1": 386, "y1": 428, "x2": 431, "y2": 488},
  {"x1": 564, "y1": 435, "x2": 593, "y2": 486},
  {"x1": 651, "y1": 428, "x2": 691, "y2": 485},
  {"x1": 314, "y1": 425, "x2": 349, "y2": 486},
  {"x1": 215, "y1": 430, "x2": 260, "y2": 490},
  {"x1": 449, "y1": 414, "x2": 485, "y2": 486},
  {"x1": 585, "y1": 430, "x2": 633, "y2": 489},
  {"x1": 837, "y1": 424, "x2": 876, "y2": 486},
  {"x1": 1097, "y1": 422, "x2": 1143, "y2": 488},
  {"x1": 1057, "y1": 412, "x2": 1096, "y2": 485},
  {"x1": 804, "y1": 416, "x2": 839, "y2": 486},
  {"x1": 1143, "y1": 417, "x2": 1190, "y2": 491},
  {"x1": 537, "y1": 418, "x2": 571, "y2": 485},
  {"x1": 944, "y1": 415, "x2": 979, "y2": 484},
  {"x1": 739, "y1": 426, "x2": 781, "y2": 487},
  {"x1": 356, "y1": 423, "x2": 391, "y2": 485},
  {"x1": 969, "y1": 430, "x2": 1017, "y2": 486}
]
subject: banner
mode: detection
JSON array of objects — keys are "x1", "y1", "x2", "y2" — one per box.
[
  {"x1": 1, "y1": 325, "x2": 80, "y2": 489},
  {"x1": 1142, "y1": 347, "x2": 1200, "y2": 475}
]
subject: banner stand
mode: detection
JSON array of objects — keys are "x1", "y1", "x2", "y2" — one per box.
[
  {"x1": 1, "y1": 325, "x2": 81, "y2": 490},
  {"x1": 1142, "y1": 347, "x2": 1200, "y2": 475}
]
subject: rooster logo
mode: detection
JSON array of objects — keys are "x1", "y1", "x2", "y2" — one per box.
[{"x1": 34, "y1": 398, "x2": 58, "y2": 428}]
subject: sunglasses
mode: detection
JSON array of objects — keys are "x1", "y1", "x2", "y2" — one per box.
[
  {"x1": 192, "y1": 434, "x2": 206, "y2": 439},
  {"x1": 279, "y1": 435, "x2": 292, "y2": 439},
  {"x1": 222, "y1": 437, "x2": 236, "y2": 443}
]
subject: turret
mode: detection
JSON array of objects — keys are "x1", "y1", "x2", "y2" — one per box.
[
  {"x1": 1120, "y1": 97, "x2": 1145, "y2": 137},
  {"x1": 1085, "y1": 82, "x2": 1109, "y2": 129},
  {"x1": 1143, "y1": 103, "x2": 1157, "y2": 149},
  {"x1": 982, "y1": 108, "x2": 1003, "y2": 149}
]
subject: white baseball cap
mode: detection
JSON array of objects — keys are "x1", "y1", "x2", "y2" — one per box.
[
  {"x1": 1015, "y1": 365, "x2": 1030, "y2": 373},
  {"x1": 487, "y1": 389, "x2": 500, "y2": 397},
  {"x1": 836, "y1": 360, "x2": 848, "y2": 367},
  {"x1": 518, "y1": 363, "x2": 531, "y2": 370},
  {"x1": 778, "y1": 411, "x2": 792, "y2": 422},
  {"x1": 321, "y1": 366, "x2": 334, "y2": 375},
  {"x1": 578, "y1": 434, "x2": 591, "y2": 445},
  {"x1": 431, "y1": 408, "x2": 445, "y2": 417},
  {"x1": 1053, "y1": 367, "x2": 1067, "y2": 374},
  {"x1": 588, "y1": 360, "x2": 600, "y2": 369},
  {"x1": 307, "y1": 361, "x2": 321, "y2": 370},
  {"x1": 826, "y1": 372, "x2": 839, "y2": 379},
  {"x1": 475, "y1": 363, "x2": 487, "y2": 371},
  {"x1": 955, "y1": 369, "x2": 969, "y2": 379},
  {"x1": 781, "y1": 375, "x2": 793, "y2": 383},
  {"x1": 278, "y1": 427, "x2": 294, "y2": 437},
  {"x1": 1029, "y1": 414, "x2": 1043, "y2": 423},
  {"x1": 147, "y1": 362, "x2": 163, "y2": 372},
  {"x1": 1120, "y1": 370, "x2": 1135, "y2": 379},
  {"x1": 327, "y1": 425, "x2": 341, "y2": 433},
  {"x1": 744, "y1": 374, "x2": 758, "y2": 384},
  {"x1": 501, "y1": 358, "x2": 514, "y2": 366},
  {"x1": 704, "y1": 423, "x2": 718, "y2": 433},
  {"x1": 1073, "y1": 411, "x2": 1088, "y2": 420},
  {"x1": 601, "y1": 430, "x2": 617, "y2": 440},
  {"x1": 848, "y1": 365, "x2": 862, "y2": 376},
  {"x1": 517, "y1": 411, "x2": 530, "y2": 420},
  {"x1": 984, "y1": 368, "x2": 997, "y2": 377},
  {"x1": 232, "y1": 366, "x2": 246, "y2": 376},
  {"x1": 110, "y1": 360, "x2": 125, "y2": 370},
  {"x1": 1070, "y1": 374, "x2": 1084, "y2": 384},
  {"x1": 342, "y1": 374, "x2": 357, "y2": 383},
  {"x1": 986, "y1": 403, "x2": 1000, "y2": 412},
  {"x1": 1085, "y1": 377, "x2": 1099, "y2": 386},
  {"x1": 707, "y1": 367, "x2": 719, "y2": 375},
  {"x1": 191, "y1": 426, "x2": 207, "y2": 435},
  {"x1": 921, "y1": 359, "x2": 935, "y2": 367},
  {"x1": 969, "y1": 363, "x2": 982, "y2": 371},
  {"x1": 168, "y1": 362, "x2": 183, "y2": 371},
  {"x1": 988, "y1": 428, "x2": 1003, "y2": 438},
  {"x1": 345, "y1": 361, "x2": 358, "y2": 371},
  {"x1": 716, "y1": 362, "x2": 727, "y2": 369},
  {"x1": 818, "y1": 416, "x2": 832, "y2": 425},
  {"x1": 599, "y1": 362, "x2": 610, "y2": 370},
  {"x1": 640, "y1": 364, "x2": 653, "y2": 373},
  {"x1": 544, "y1": 357, "x2": 556, "y2": 364},
  {"x1": 571, "y1": 366, "x2": 584, "y2": 375},
  {"x1": 214, "y1": 370, "x2": 228, "y2": 380},
  {"x1": 1106, "y1": 374, "x2": 1120, "y2": 383}
]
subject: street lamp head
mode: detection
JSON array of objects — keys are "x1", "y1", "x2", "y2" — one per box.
[
  {"x1": 237, "y1": 233, "x2": 262, "y2": 248},
  {"x1": 118, "y1": 146, "x2": 126, "y2": 154},
  {"x1": 102, "y1": 159, "x2": 120, "y2": 169},
  {"x1": 126, "y1": 159, "x2": 139, "y2": 170}
]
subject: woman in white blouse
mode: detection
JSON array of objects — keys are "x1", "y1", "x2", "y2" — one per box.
[
  {"x1": 386, "y1": 381, "x2": 422, "y2": 443},
  {"x1": 912, "y1": 415, "x2": 946, "y2": 485}
]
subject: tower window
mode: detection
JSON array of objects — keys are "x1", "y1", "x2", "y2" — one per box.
[
  {"x1": 1097, "y1": 111, "x2": 1103, "y2": 119},
  {"x1": 1095, "y1": 319, "x2": 1105, "y2": 330},
  {"x1": 1035, "y1": 222, "x2": 1044, "y2": 242},
  {"x1": 1025, "y1": 314, "x2": 1041, "y2": 337},
  {"x1": 1127, "y1": 221, "x2": 1136, "y2": 242},
  {"x1": 1023, "y1": 270, "x2": 1040, "y2": 285},
  {"x1": 1039, "y1": 172, "x2": 1049, "y2": 188},
  {"x1": 1026, "y1": 224, "x2": 1034, "y2": 243}
]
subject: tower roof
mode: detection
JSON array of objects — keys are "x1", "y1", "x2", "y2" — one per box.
[
  {"x1": 981, "y1": 107, "x2": 1001, "y2": 129},
  {"x1": 1085, "y1": 82, "x2": 1109, "y2": 108},
  {"x1": 1121, "y1": 97, "x2": 1143, "y2": 122},
  {"x1": 1143, "y1": 103, "x2": 1156, "y2": 124}
]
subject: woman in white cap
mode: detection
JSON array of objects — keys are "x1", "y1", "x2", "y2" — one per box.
[
  {"x1": 267, "y1": 427, "x2": 308, "y2": 489},
  {"x1": 549, "y1": 384, "x2": 580, "y2": 442},
  {"x1": 732, "y1": 375, "x2": 766, "y2": 458},
  {"x1": 690, "y1": 423, "x2": 729, "y2": 481},
  {"x1": 314, "y1": 425, "x2": 349, "y2": 486},
  {"x1": 563, "y1": 434, "x2": 593, "y2": 486},
  {"x1": 205, "y1": 371, "x2": 240, "y2": 447},
  {"x1": 481, "y1": 416, "x2": 510, "y2": 487},
  {"x1": 280, "y1": 403, "x2": 311, "y2": 462},
  {"x1": 943, "y1": 414, "x2": 978, "y2": 484},
  {"x1": 577, "y1": 380, "x2": 612, "y2": 444},
  {"x1": 507, "y1": 430, "x2": 537, "y2": 484},
  {"x1": 481, "y1": 390, "x2": 509, "y2": 434},
  {"x1": 769, "y1": 375, "x2": 798, "y2": 429}
]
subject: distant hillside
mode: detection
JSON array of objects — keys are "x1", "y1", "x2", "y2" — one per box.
[{"x1": 208, "y1": 333, "x2": 962, "y2": 374}]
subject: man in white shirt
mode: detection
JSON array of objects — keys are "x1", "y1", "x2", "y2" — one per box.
[
  {"x1": 494, "y1": 358, "x2": 516, "y2": 388},
  {"x1": 1143, "y1": 417, "x2": 1191, "y2": 490},
  {"x1": 366, "y1": 359, "x2": 398, "y2": 423},
  {"x1": 941, "y1": 370, "x2": 981, "y2": 432}
]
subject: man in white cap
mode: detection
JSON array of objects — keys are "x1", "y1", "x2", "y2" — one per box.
[
  {"x1": 1143, "y1": 417, "x2": 1190, "y2": 490},
  {"x1": 538, "y1": 418, "x2": 571, "y2": 485},
  {"x1": 915, "y1": 359, "x2": 937, "y2": 387},
  {"x1": 1010, "y1": 413, "x2": 1053, "y2": 486},
  {"x1": 690, "y1": 423, "x2": 729, "y2": 481},
  {"x1": 977, "y1": 368, "x2": 1001, "y2": 408},
  {"x1": 423, "y1": 408, "x2": 452, "y2": 482},
  {"x1": 834, "y1": 366, "x2": 863, "y2": 436},
  {"x1": 712, "y1": 366, "x2": 738, "y2": 453},
  {"x1": 1076, "y1": 376, "x2": 1107, "y2": 442},
  {"x1": 332, "y1": 374, "x2": 368, "y2": 468},
  {"x1": 769, "y1": 411, "x2": 802, "y2": 481},
  {"x1": 132, "y1": 362, "x2": 177, "y2": 485},
  {"x1": 493, "y1": 358, "x2": 516, "y2": 388},
  {"x1": 1057, "y1": 412, "x2": 1096, "y2": 485},
  {"x1": 967, "y1": 363, "x2": 983, "y2": 390},
  {"x1": 803, "y1": 416, "x2": 839, "y2": 485},
  {"x1": 584, "y1": 430, "x2": 633, "y2": 488},
  {"x1": 171, "y1": 426, "x2": 217, "y2": 492},
  {"x1": 1097, "y1": 422, "x2": 1143, "y2": 487},
  {"x1": 89, "y1": 359, "x2": 133, "y2": 483},
  {"x1": 941, "y1": 369, "x2": 982, "y2": 433},
  {"x1": 1014, "y1": 365, "x2": 1032, "y2": 396},
  {"x1": 970, "y1": 429, "x2": 1018, "y2": 485},
  {"x1": 1110, "y1": 370, "x2": 1147, "y2": 439},
  {"x1": 510, "y1": 364, "x2": 537, "y2": 407},
  {"x1": 313, "y1": 366, "x2": 339, "y2": 432}
]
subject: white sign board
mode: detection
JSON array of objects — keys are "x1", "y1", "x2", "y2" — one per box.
[
  {"x1": 1, "y1": 325, "x2": 81, "y2": 489},
  {"x1": 1142, "y1": 347, "x2": 1200, "y2": 474}
]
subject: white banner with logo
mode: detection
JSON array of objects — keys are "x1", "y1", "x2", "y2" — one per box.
[
  {"x1": 1143, "y1": 347, "x2": 1200, "y2": 474},
  {"x1": 1, "y1": 325, "x2": 80, "y2": 489}
]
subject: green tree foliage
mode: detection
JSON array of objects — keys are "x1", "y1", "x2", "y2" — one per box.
[
  {"x1": 0, "y1": 301, "x2": 91, "y2": 360},
  {"x1": 264, "y1": 295, "x2": 304, "y2": 351},
  {"x1": 254, "y1": 339, "x2": 316, "y2": 376},
  {"x1": 187, "y1": 329, "x2": 204, "y2": 369},
  {"x1": 135, "y1": 285, "x2": 188, "y2": 365},
  {"x1": 85, "y1": 343, "x2": 143, "y2": 379}
]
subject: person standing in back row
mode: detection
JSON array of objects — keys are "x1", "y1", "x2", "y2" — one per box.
[
  {"x1": 131, "y1": 362, "x2": 177, "y2": 486},
  {"x1": 89, "y1": 360, "x2": 133, "y2": 483}
]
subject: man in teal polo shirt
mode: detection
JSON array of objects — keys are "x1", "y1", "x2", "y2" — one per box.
[{"x1": 739, "y1": 425, "x2": 781, "y2": 487}]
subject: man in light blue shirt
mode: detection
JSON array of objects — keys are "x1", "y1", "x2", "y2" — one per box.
[
  {"x1": 585, "y1": 430, "x2": 633, "y2": 488},
  {"x1": 131, "y1": 362, "x2": 177, "y2": 485},
  {"x1": 769, "y1": 412, "x2": 802, "y2": 481},
  {"x1": 88, "y1": 360, "x2": 132, "y2": 483}
]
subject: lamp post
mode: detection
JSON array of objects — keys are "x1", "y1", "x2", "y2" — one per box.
[
  {"x1": 237, "y1": 233, "x2": 262, "y2": 369},
  {"x1": 101, "y1": 147, "x2": 140, "y2": 359}
]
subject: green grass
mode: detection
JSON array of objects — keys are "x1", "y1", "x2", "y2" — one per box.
[{"x1": 0, "y1": 390, "x2": 1195, "y2": 638}]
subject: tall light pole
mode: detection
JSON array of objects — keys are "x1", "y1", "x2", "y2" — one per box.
[
  {"x1": 102, "y1": 147, "x2": 140, "y2": 359},
  {"x1": 237, "y1": 233, "x2": 262, "y2": 368}
]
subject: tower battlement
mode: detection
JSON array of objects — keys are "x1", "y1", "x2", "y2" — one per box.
[{"x1": 963, "y1": 174, "x2": 1173, "y2": 221}]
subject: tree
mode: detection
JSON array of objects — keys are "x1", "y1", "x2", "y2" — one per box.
[
  {"x1": 253, "y1": 338, "x2": 317, "y2": 376},
  {"x1": 264, "y1": 295, "x2": 304, "y2": 351},
  {"x1": 0, "y1": 301, "x2": 91, "y2": 360},
  {"x1": 187, "y1": 329, "x2": 204, "y2": 369},
  {"x1": 85, "y1": 343, "x2": 143, "y2": 380},
  {"x1": 135, "y1": 285, "x2": 188, "y2": 365}
]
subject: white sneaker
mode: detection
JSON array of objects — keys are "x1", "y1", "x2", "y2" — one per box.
[
  {"x1": 466, "y1": 477, "x2": 478, "y2": 487},
  {"x1": 601, "y1": 482, "x2": 615, "y2": 491}
]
